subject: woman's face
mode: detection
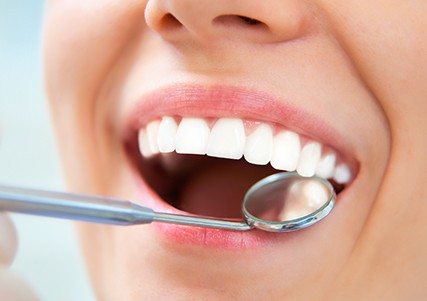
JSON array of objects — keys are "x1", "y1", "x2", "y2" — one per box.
[{"x1": 43, "y1": 0, "x2": 427, "y2": 300}]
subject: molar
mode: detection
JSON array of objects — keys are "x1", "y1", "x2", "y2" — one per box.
[{"x1": 333, "y1": 163, "x2": 352, "y2": 184}]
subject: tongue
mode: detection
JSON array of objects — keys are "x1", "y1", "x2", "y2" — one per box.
[{"x1": 178, "y1": 159, "x2": 273, "y2": 218}]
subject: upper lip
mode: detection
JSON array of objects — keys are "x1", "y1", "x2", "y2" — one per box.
[
  {"x1": 122, "y1": 83, "x2": 358, "y2": 248},
  {"x1": 123, "y1": 83, "x2": 356, "y2": 166}
]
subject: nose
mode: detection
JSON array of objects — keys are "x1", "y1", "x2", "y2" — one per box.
[{"x1": 145, "y1": 0, "x2": 310, "y2": 44}]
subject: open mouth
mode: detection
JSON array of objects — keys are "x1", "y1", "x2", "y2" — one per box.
[
  {"x1": 133, "y1": 116, "x2": 352, "y2": 219},
  {"x1": 124, "y1": 86, "x2": 356, "y2": 223}
]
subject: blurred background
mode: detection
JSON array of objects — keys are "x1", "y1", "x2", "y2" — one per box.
[{"x1": 0, "y1": 1, "x2": 94, "y2": 300}]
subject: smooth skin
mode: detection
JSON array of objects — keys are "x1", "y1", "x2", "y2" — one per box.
[{"x1": 27, "y1": 0, "x2": 427, "y2": 300}]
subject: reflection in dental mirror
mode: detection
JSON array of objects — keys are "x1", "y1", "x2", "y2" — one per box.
[
  {"x1": 280, "y1": 180, "x2": 330, "y2": 221},
  {"x1": 243, "y1": 172, "x2": 335, "y2": 232}
]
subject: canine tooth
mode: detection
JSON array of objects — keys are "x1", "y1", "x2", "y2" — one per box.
[
  {"x1": 157, "y1": 116, "x2": 178, "y2": 153},
  {"x1": 271, "y1": 130, "x2": 301, "y2": 171},
  {"x1": 333, "y1": 164, "x2": 352, "y2": 184},
  {"x1": 297, "y1": 142, "x2": 322, "y2": 177},
  {"x1": 138, "y1": 129, "x2": 152, "y2": 158},
  {"x1": 244, "y1": 124, "x2": 273, "y2": 165},
  {"x1": 207, "y1": 118, "x2": 246, "y2": 159},
  {"x1": 175, "y1": 117, "x2": 210, "y2": 155},
  {"x1": 315, "y1": 153, "x2": 336, "y2": 178},
  {"x1": 146, "y1": 120, "x2": 160, "y2": 154}
]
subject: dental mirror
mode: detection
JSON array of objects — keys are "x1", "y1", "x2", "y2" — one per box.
[
  {"x1": 0, "y1": 172, "x2": 335, "y2": 232},
  {"x1": 242, "y1": 172, "x2": 335, "y2": 232}
]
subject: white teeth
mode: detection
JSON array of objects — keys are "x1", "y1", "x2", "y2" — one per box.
[
  {"x1": 138, "y1": 129, "x2": 153, "y2": 157},
  {"x1": 157, "y1": 116, "x2": 178, "y2": 153},
  {"x1": 271, "y1": 130, "x2": 301, "y2": 171},
  {"x1": 244, "y1": 124, "x2": 273, "y2": 165},
  {"x1": 315, "y1": 153, "x2": 336, "y2": 178},
  {"x1": 297, "y1": 142, "x2": 322, "y2": 177},
  {"x1": 146, "y1": 120, "x2": 160, "y2": 154},
  {"x1": 137, "y1": 116, "x2": 352, "y2": 184},
  {"x1": 207, "y1": 118, "x2": 246, "y2": 160},
  {"x1": 175, "y1": 117, "x2": 210, "y2": 155},
  {"x1": 333, "y1": 164, "x2": 352, "y2": 184}
]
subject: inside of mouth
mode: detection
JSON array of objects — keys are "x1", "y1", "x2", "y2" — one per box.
[{"x1": 134, "y1": 151, "x2": 344, "y2": 219}]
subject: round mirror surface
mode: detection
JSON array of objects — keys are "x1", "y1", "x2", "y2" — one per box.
[{"x1": 242, "y1": 172, "x2": 335, "y2": 232}]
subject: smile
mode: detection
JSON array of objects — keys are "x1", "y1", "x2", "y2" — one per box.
[{"x1": 123, "y1": 84, "x2": 358, "y2": 248}]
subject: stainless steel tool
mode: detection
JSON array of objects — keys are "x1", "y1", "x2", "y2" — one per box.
[{"x1": 0, "y1": 172, "x2": 335, "y2": 232}]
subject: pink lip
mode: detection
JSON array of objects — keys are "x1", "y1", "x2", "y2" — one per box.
[{"x1": 123, "y1": 84, "x2": 354, "y2": 249}]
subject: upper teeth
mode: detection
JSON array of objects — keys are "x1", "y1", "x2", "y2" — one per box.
[
  {"x1": 270, "y1": 130, "x2": 301, "y2": 172},
  {"x1": 207, "y1": 118, "x2": 246, "y2": 160},
  {"x1": 244, "y1": 123, "x2": 273, "y2": 165},
  {"x1": 138, "y1": 116, "x2": 352, "y2": 183},
  {"x1": 175, "y1": 118, "x2": 210, "y2": 155},
  {"x1": 157, "y1": 116, "x2": 178, "y2": 153}
]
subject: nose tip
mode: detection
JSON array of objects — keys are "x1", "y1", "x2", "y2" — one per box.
[{"x1": 145, "y1": 0, "x2": 310, "y2": 44}]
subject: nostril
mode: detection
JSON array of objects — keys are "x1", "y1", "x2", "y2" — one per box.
[
  {"x1": 238, "y1": 16, "x2": 261, "y2": 26},
  {"x1": 213, "y1": 15, "x2": 268, "y2": 30},
  {"x1": 159, "y1": 13, "x2": 183, "y2": 31}
]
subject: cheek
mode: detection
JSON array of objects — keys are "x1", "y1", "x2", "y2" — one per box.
[
  {"x1": 42, "y1": 1, "x2": 147, "y2": 189},
  {"x1": 319, "y1": 0, "x2": 427, "y2": 124},
  {"x1": 43, "y1": 1, "x2": 146, "y2": 108}
]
